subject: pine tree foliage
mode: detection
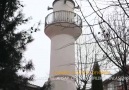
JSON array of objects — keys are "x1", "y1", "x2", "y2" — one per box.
[
  {"x1": 91, "y1": 61, "x2": 103, "y2": 90},
  {"x1": 40, "y1": 80, "x2": 51, "y2": 90},
  {"x1": 0, "y1": 0, "x2": 34, "y2": 89}
]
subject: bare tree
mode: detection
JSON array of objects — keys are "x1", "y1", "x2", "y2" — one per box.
[
  {"x1": 74, "y1": 0, "x2": 129, "y2": 90},
  {"x1": 98, "y1": 12, "x2": 129, "y2": 90},
  {"x1": 73, "y1": 0, "x2": 129, "y2": 90},
  {"x1": 75, "y1": 34, "x2": 105, "y2": 90}
]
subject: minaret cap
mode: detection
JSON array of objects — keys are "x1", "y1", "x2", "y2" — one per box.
[{"x1": 53, "y1": 0, "x2": 75, "y2": 7}]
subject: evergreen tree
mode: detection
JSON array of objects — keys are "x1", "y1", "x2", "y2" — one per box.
[
  {"x1": 0, "y1": 0, "x2": 34, "y2": 89},
  {"x1": 40, "y1": 80, "x2": 51, "y2": 90},
  {"x1": 91, "y1": 61, "x2": 103, "y2": 90}
]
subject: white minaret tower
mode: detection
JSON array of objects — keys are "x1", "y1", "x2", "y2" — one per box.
[{"x1": 44, "y1": 0, "x2": 82, "y2": 90}]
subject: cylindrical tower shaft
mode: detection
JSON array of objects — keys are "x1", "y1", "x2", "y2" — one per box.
[{"x1": 44, "y1": 0, "x2": 82, "y2": 90}]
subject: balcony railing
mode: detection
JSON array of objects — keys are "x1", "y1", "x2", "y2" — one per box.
[{"x1": 45, "y1": 10, "x2": 82, "y2": 27}]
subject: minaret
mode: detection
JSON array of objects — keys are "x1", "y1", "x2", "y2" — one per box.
[{"x1": 44, "y1": 0, "x2": 82, "y2": 90}]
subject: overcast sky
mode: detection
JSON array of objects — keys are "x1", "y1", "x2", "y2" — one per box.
[{"x1": 20, "y1": 0, "x2": 53, "y2": 86}]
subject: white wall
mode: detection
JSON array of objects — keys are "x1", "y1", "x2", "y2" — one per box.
[
  {"x1": 53, "y1": 0, "x2": 74, "y2": 12},
  {"x1": 50, "y1": 34, "x2": 75, "y2": 78}
]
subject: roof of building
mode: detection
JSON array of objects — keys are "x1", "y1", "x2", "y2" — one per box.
[{"x1": 103, "y1": 65, "x2": 129, "y2": 85}]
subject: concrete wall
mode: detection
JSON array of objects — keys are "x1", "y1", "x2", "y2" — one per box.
[{"x1": 50, "y1": 34, "x2": 75, "y2": 77}]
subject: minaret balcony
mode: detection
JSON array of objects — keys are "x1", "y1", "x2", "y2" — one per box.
[{"x1": 45, "y1": 10, "x2": 82, "y2": 28}]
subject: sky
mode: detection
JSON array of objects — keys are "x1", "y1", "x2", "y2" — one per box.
[{"x1": 20, "y1": 0, "x2": 53, "y2": 86}]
